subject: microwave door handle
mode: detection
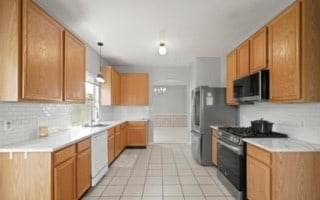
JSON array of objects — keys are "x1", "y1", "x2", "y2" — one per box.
[{"x1": 218, "y1": 140, "x2": 243, "y2": 156}]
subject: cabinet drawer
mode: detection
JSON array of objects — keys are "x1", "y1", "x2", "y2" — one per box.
[
  {"x1": 53, "y1": 145, "x2": 76, "y2": 166},
  {"x1": 115, "y1": 126, "x2": 120, "y2": 132},
  {"x1": 128, "y1": 121, "x2": 147, "y2": 127},
  {"x1": 108, "y1": 128, "x2": 115, "y2": 136},
  {"x1": 247, "y1": 144, "x2": 271, "y2": 166},
  {"x1": 77, "y1": 138, "x2": 91, "y2": 153}
]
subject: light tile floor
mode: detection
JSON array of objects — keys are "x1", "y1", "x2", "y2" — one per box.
[
  {"x1": 82, "y1": 144, "x2": 235, "y2": 200},
  {"x1": 153, "y1": 127, "x2": 189, "y2": 144}
]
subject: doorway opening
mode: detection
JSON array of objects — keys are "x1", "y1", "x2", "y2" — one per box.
[{"x1": 152, "y1": 85, "x2": 188, "y2": 143}]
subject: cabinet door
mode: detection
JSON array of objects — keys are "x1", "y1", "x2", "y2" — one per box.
[
  {"x1": 134, "y1": 74, "x2": 149, "y2": 105},
  {"x1": 120, "y1": 126, "x2": 126, "y2": 150},
  {"x1": 115, "y1": 130, "x2": 121, "y2": 156},
  {"x1": 226, "y1": 51, "x2": 238, "y2": 105},
  {"x1": 22, "y1": 1, "x2": 64, "y2": 101},
  {"x1": 250, "y1": 28, "x2": 268, "y2": 72},
  {"x1": 0, "y1": 0, "x2": 20, "y2": 101},
  {"x1": 54, "y1": 157, "x2": 76, "y2": 200},
  {"x1": 237, "y1": 40, "x2": 250, "y2": 78},
  {"x1": 77, "y1": 148, "x2": 91, "y2": 198},
  {"x1": 121, "y1": 74, "x2": 134, "y2": 105},
  {"x1": 108, "y1": 134, "x2": 115, "y2": 164},
  {"x1": 127, "y1": 127, "x2": 147, "y2": 147},
  {"x1": 64, "y1": 31, "x2": 86, "y2": 103},
  {"x1": 269, "y1": 3, "x2": 301, "y2": 102},
  {"x1": 247, "y1": 156, "x2": 271, "y2": 200},
  {"x1": 111, "y1": 70, "x2": 121, "y2": 105},
  {"x1": 121, "y1": 74, "x2": 149, "y2": 105},
  {"x1": 212, "y1": 131, "x2": 218, "y2": 166}
]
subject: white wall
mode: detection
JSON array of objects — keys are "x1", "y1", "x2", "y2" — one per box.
[
  {"x1": 190, "y1": 57, "x2": 226, "y2": 89},
  {"x1": 220, "y1": 56, "x2": 227, "y2": 87},
  {"x1": 240, "y1": 103, "x2": 320, "y2": 144},
  {"x1": 152, "y1": 85, "x2": 187, "y2": 114}
]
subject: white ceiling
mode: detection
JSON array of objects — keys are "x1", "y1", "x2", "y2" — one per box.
[{"x1": 34, "y1": 0, "x2": 294, "y2": 67}]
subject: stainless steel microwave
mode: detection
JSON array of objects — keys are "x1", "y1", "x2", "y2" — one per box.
[{"x1": 233, "y1": 70, "x2": 269, "y2": 102}]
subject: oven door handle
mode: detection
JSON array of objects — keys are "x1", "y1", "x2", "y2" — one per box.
[{"x1": 218, "y1": 140, "x2": 243, "y2": 156}]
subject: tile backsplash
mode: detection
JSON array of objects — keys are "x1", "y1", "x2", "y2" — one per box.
[
  {"x1": 240, "y1": 102, "x2": 320, "y2": 144},
  {"x1": 0, "y1": 103, "x2": 76, "y2": 146},
  {"x1": 0, "y1": 103, "x2": 148, "y2": 146}
]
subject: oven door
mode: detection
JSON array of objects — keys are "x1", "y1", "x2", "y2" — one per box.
[{"x1": 217, "y1": 139, "x2": 246, "y2": 191}]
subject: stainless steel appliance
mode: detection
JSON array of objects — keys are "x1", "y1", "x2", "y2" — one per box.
[
  {"x1": 191, "y1": 86, "x2": 238, "y2": 165},
  {"x1": 234, "y1": 70, "x2": 269, "y2": 102},
  {"x1": 91, "y1": 131, "x2": 108, "y2": 186},
  {"x1": 217, "y1": 127, "x2": 287, "y2": 200}
]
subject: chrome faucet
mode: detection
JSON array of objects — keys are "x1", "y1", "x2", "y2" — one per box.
[{"x1": 90, "y1": 106, "x2": 100, "y2": 125}]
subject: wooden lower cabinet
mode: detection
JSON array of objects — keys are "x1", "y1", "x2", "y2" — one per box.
[
  {"x1": 76, "y1": 139, "x2": 91, "y2": 198},
  {"x1": 211, "y1": 129, "x2": 218, "y2": 166},
  {"x1": 247, "y1": 144, "x2": 320, "y2": 200},
  {"x1": 54, "y1": 156, "x2": 77, "y2": 200},
  {"x1": 247, "y1": 156, "x2": 271, "y2": 200},
  {"x1": 120, "y1": 123, "x2": 127, "y2": 151},
  {"x1": 0, "y1": 139, "x2": 91, "y2": 200},
  {"x1": 115, "y1": 126, "x2": 121, "y2": 157},
  {"x1": 127, "y1": 121, "x2": 148, "y2": 147},
  {"x1": 108, "y1": 129, "x2": 115, "y2": 164}
]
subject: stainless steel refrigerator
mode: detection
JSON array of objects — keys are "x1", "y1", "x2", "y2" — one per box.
[{"x1": 191, "y1": 86, "x2": 238, "y2": 165}]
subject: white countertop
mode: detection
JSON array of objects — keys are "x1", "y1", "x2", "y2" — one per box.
[
  {"x1": 0, "y1": 119, "x2": 148, "y2": 153},
  {"x1": 244, "y1": 138, "x2": 320, "y2": 152},
  {"x1": 210, "y1": 125, "x2": 219, "y2": 130}
]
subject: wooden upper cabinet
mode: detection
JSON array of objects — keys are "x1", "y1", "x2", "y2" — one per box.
[
  {"x1": 268, "y1": 3, "x2": 301, "y2": 102},
  {"x1": 121, "y1": 74, "x2": 149, "y2": 106},
  {"x1": 0, "y1": 0, "x2": 20, "y2": 101},
  {"x1": 112, "y1": 69, "x2": 121, "y2": 105},
  {"x1": 22, "y1": 0, "x2": 64, "y2": 101},
  {"x1": 134, "y1": 74, "x2": 149, "y2": 105},
  {"x1": 237, "y1": 40, "x2": 250, "y2": 78},
  {"x1": 250, "y1": 27, "x2": 268, "y2": 72},
  {"x1": 226, "y1": 51, "x2": 238, "y2": 106},
  {"x1": 64, "y1": 31, "x2": 86, "y2": 103},
  {"x1": 101, "y1": 67, "x2": 121, "y2": 106},
  {"x1": 121, "y1": 74, "x2": 134, "y2": 105}
]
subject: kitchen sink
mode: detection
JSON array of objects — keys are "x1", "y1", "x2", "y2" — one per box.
[{"x1": 83, "y1": 123, "x2": 111, "y2": 128}]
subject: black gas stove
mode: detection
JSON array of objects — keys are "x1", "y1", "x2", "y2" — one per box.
[
  {"x1": 217, "y1": 127, "x2": 288, "y2": 200},
  {"x1": 218, "y1": 127, "x2": 288, "y2": 145}
]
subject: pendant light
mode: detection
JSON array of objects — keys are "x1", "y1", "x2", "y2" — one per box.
[
  {"x1": 96, "y1": 42, "x2": 105, "y2": 83},
  {"x1": 158, "y1": 43, "x2": 167, "y2": 55}
]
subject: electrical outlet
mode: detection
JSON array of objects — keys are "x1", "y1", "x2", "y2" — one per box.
[
  {"x1": 300, "y1": 120, "x2": 305, "y2": 128},
  {"x1": 4, "y1": 120, "x2": 13, "y2": 131}
]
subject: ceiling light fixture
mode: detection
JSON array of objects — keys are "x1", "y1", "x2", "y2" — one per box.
[
  {"x1": 96, "y1": 42, "x2": 105, "y2": 83},
  {"x1": 158, "y1": 43, "x2": 167, "y2": 55}
]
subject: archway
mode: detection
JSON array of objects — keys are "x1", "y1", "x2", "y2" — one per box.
[{"x1": 151, "y1": 79, "x2": 190, "y2": 143}]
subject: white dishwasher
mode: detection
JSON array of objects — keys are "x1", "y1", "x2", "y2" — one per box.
[{"x1": 91, "y1": 131, "x2": 108, "y2": 186}]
